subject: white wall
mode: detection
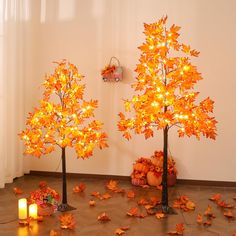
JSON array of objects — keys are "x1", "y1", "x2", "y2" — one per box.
[{"x1": 25, "y1": 0, "x2": 236, "y2": 181}]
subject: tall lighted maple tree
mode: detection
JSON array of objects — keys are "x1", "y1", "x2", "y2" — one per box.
[
  {"x1": 118, "y1": 16, "x2": 217, "y2": 213},
  {"x1": 20, "y1": 60, "x2": 108, "y2": 211}
]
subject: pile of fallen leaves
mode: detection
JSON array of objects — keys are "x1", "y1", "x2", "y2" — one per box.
[
  {"x1": 13, "y1": 180, "x2": 236, "y2": 235},
  {"x1": 197, "y1": 205, "x2": 216, "y2": 226},
  {"x1": 196, "y1": 193, "x2": 236, "y2": 228},
  {"x1": 173, "y1": 195, "x2": 196, "y2": 211}
]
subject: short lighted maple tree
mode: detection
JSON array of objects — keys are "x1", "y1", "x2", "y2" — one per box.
[
  {"x1": 118, "y1": 16, "x2": 217, "y2": 213},
  {"x1": 19, "y1": 60, "x2": 108, "y2": 211}
]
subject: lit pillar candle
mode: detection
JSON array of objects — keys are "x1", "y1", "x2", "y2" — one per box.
[
  {"x1": 29, "y1": 203, "x2": 38, "y2": 219},
  {"x1": 18, "y1": 198, "x2": 27, "y2": 220}
]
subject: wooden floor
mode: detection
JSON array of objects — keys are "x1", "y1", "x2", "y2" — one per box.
[{"x1": 0, "y1": 175, "x2": 235, "y2": 236}]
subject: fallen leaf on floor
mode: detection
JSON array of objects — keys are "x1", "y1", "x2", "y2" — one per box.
[
  {"x1": 209, "y1": 193, "x2": 221, "y2": 202},
  {"x1": 114, "y1": 226, "x2": 129, "y2": 235},
  {"x1": 91, "y1": 191, "x2": 101, "y2": 198},
  {"x1": 73, "y1": 183, "x2": 86, "y2": 193},
  {"x1": 126, "y1": 207, "x2": 145, "y2": 218},
  {"x1": 156, "y1": 212, "x2": 165, "y2": 219},
  {"x1": 101, "y1": 193, "x2": 112, "y2": 200},
  {"x1": 224, "y1": 211, "x2": 235, "y2": 219},
  {"x1": 167, "y1": 223, "x2": 185, "y2": 235},
  {"x1": 97, "y1": 212, "x2": 111, "y2": 222},
  {"x1": 233, "y1": 197, "x2": 236, "y2": 201},
  {"x1": 106, "y1": 180, "x2": 125, "y2": 193},
  {"x1": 138, "y1": 197, "x2": 149, "y2": 205},
  {"x1": 144, "y1": 204, "x2": 154, "y2": 210},
  {"x1": 18, "y1": 218, "x2": 30, "y2": 226},
  {"x1": 13, "y1": 187, "x2": 23, "y2": 195},
  {"x1": 59, "y1": 213, "x2": 76, "y2": 229},
  {"x1": 204, "y1": 205, "x2": 215, "y2": 219},
  {"x1": 89, "y1": 200, "x2": 96, "y2": 206},
  {"x1": 127, "y1": 207, "x2": 138, "y2": 217},
  {"x1": 196, "y1": 213, "x2": 203, "y2": 224},
  {"x1": 146, "y1": 208, "x2": 156, "y2": 215},
  {"x1": 173, "y1": 195, "x2": 195, "y2": 211},
  {"x1": 120, "y1": 226, "x2": 130, "y2": 231},
  {"x1": 106, "y1": 180, "x2": 119, "y2": 191},
  {"x1": 150, "y1": 196, "x2": 160, "y2": 205},
  {"x1": 114, "y1": 228, "x2": 125, "y2": 235},
  {"x1": 50, "y1": 229, "x2": 61, "y2": 236},
  {"x1": 217, "y1": 200, "x2": 234, "y2": 208},
  {"x1": 127, "y1": 190, "x2": 135, "y2": 199},
  {"x1": 186, "y1": 200, "x2": 196, "y2": 210},
  {"x1": 37, "y1": 216, "x2": 44, "y2": 222},
  {"x1": 232, "y1": 231, "x2": 236, "y2": 236},
  {"x1": 203, "y1": 219, "x2": 212, "y2": 226}
]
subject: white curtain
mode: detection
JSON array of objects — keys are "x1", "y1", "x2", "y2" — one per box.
[{"x1": 0, "y1": 0, "x2": 31, "y2": 188}]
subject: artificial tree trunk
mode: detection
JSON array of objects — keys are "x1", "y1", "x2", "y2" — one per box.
[
  {"x1": 160, "y1": 127, "x2": 175, "y2": 214},
  {"x1": 57, "y1": 147, "x2": 76, "y2": 212}
]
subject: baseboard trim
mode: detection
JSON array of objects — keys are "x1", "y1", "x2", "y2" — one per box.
[
  {"x1": 28, "y1": 171, "x2": 236, "y2": 187},
  {"x1": 177, "y1": 179, "x2": 236, "y2": 187},
  {"x1": 28, "y1": 170, "x2": 130, "y2": 181}
]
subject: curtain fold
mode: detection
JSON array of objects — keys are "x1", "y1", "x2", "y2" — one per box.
[{"x1": 0, "y1": 0, "x2": 31, "y2": 188}]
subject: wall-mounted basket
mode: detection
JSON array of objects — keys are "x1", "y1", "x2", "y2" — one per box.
[{"x1": 101, "y1": 57, "x2": 123, "y2": 82}]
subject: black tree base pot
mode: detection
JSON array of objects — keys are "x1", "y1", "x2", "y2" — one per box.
[
  {"x1": 153, "y1": 204, "x2": 177, "y2": 215},
  {"x1": 57, "y1": 203, "x2": 76, "y2": 212}
]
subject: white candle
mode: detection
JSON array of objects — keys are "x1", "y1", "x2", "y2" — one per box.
[
  {"x1": 29, "y1": 203, "x2": 38, "y2": 219},
  {"x1": 18, "y1": 198, "x2": 27, "y2": 220}
]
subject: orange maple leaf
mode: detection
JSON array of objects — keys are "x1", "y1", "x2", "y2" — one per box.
[
  {"x1": 190, "y1": 49, "x2": 200, "y2": 57},
  {"x1": 137, "y1": 197, "x2": 149, "y2": 205},
  {"x1": 186, "y1": 200, "x2": 196, "y2": 210},
  {"x1": 127, "y1": 190, "x2": 135, "y2": 199},
  {"x1": 168, "y1": 223, "x2": 185, "y2": 235},
  {"x1": 127, "y1": 207, "x2": 138, "y2": 217},
  {"x1": 49, "y1": 230, "x2": 61, "y2": 236},
  {"x1": 13, "y1": 187, "x2": 23, "y2": 195},
  {"x1": 89, "y1": 200, "x2": 96, "y2": 206},
  {"x1": 101, "y1": 193, "x2": 112, "y2": 200},
  {"x1": 114, "y1": 226, "x2": 129, "y2": 235},
  {"x1": 126, "y1": 207, "x2": 144, "y2": 218},
  {"x1": 203, "y1": 220, "x2": 212, "y2": 227},
  {"x1": 196, "y1": 213, "x2": 203, "y2": 224},
  {"x1": 204, "y1": 205, "x2": 215, "y2": 218},
  {"x1": 173, "y1": 195, "x2": 195, "y2": 211},
  {"x1": 123, "y1": 132, "x2": 131, "y2": 140},
  {"x1": 37, "y1": 216, "x2": 44, "y2": 222},
  {"x1": 73, "y1": 182, "x2": 86, "y2": 193},
  {"x1": 114, "y1": 228, "x2": 125, "y2": 235},
  {"x1": 106, "y1": 180, "x2": 119, "y2": 191},
  {"x1": 59, "y1": 213, "x2": 75, "y2": 230},
  {"x1": 91, "y1": 191, "x2": 101, "y2": 198},
  {"x1": 209, "y1": 193, "x2": 221, "y2": 202},
  {"x1": 156, "y1": 212, "x2": 165, "y2": 219},
  {"x1": 217, "y1": 200, "x2": 234, "y2": 208},
  {"x1": 97, "y1": 212, "x2": 111, "y2": 222},
  {"x1": 224, "y1": 211, "x2": 235, "y2": 219}
]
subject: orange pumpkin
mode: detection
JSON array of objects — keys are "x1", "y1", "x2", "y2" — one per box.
[{"x1": 147, "y1": 171, "x2": 162, "y2": 186}]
